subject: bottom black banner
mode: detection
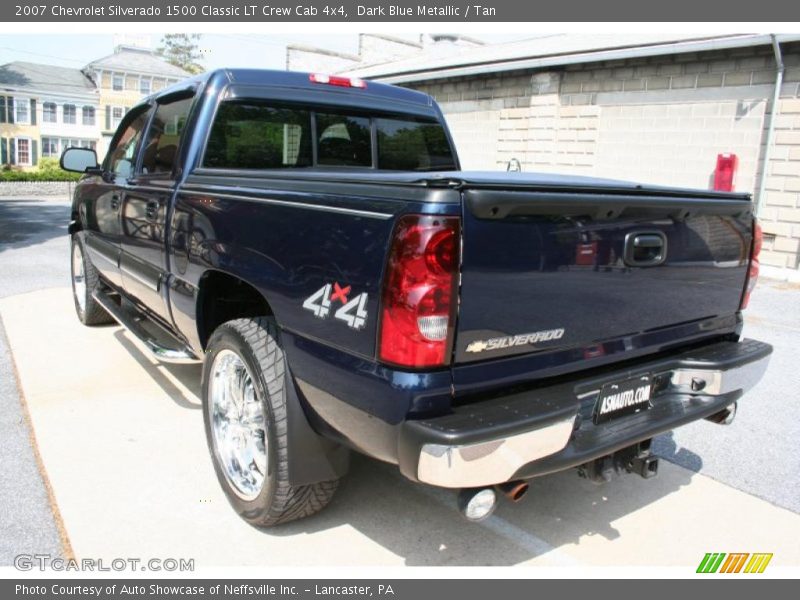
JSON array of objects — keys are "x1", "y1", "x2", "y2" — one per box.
[{"x1": 1, "y1": 579, "x2": 795, "y2": 600}]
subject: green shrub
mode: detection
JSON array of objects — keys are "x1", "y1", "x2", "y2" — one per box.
[{"x1": 0, "y1": 157, "x2": 82, "y2": 182}]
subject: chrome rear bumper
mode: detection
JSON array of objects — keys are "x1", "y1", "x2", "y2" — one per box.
[{"x1": 400, "y1": 339, "x2": 771, "y2": 488}]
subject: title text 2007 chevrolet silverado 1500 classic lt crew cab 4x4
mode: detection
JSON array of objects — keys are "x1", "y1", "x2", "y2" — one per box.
[{"x1": 61, "y1": 69, "x2": 772, "y2": 525}]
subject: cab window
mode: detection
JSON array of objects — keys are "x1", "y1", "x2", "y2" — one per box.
[
  {"x1": 201, "y1": 101, "x2": 457, "y2": 172},
  {"x1": 376, "y1": 117, "x2": 457, "y2": 171},
  {"x1": 107, "y1": 109, "x2": 150, "y2": 179},
  {"x1": 315, "y1": 112, "x2": 372, "y2": 167},
  {"x1": 140, "y1": 97, "x2": 194, "y2": 176},
  {"x1": 204, "y1": 101, "x2": 312, "y2": 169}
]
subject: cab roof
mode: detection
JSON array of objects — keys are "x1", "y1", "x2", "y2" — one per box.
[{"x1": 148, "y1": 68, "x2": 433, "y2": 109}]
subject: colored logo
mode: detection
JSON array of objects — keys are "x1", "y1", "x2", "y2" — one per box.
[
  {"x1": 696, "y1": 552, "x2": 773, "y2": 573},
  {"x1": 302, "y1": 282, "x2": 368, "y2": 330}
]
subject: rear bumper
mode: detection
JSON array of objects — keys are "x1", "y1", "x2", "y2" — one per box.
[{"x1": 397, "y1": 339, "x2": 771, "y2": 488}]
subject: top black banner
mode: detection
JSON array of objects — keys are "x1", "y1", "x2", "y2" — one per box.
[{"x1": 3, "y1": 0, "x2": 800, "y2": 22}]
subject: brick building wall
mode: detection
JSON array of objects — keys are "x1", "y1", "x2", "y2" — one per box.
[{"x1": 410, "y1": 43, "x2": 800, "y2": 272}]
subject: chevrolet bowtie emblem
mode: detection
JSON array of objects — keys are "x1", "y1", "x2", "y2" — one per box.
[{"x1": 466, "y1": 341, "x2": 489, "y2": 353}]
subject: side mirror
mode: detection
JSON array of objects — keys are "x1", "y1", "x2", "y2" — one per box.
[{"x1": 60, "y1": 147, "x2": 100, "y2": 174}]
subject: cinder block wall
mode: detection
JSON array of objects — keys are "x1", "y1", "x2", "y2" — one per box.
[{"x1": 410, "y1": 43, "x2": 800, "y2": 271}]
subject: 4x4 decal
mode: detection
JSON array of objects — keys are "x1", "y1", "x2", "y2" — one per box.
[{"x1": 303, "y1": 282, "x2": 368, "y2": 330}]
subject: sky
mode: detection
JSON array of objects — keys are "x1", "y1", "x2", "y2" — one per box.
[{"x1": 0, "y1": 33, "x2": 530, "y2": 71}]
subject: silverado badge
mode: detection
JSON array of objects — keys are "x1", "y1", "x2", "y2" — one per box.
[{"x1": 465, "y1": 328, "x2": 565, "y2": 353}]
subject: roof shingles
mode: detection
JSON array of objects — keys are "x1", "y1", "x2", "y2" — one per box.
[
  {"x1": 0, "y1": 47, "x2": 189, "y2": 98},
  {"x1": 85, "y1": 46, "x2": 189, "y2": 78},
  {"x1": 0, "y1": 61, "x2": 96, "y2": 95}
]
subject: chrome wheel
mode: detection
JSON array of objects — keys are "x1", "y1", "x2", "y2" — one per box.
[
  {"x1": 209, "y1": 349, "x2": 268, "y2": 500},
  {"x1": 72, "y1": 241, "x2": 86, "y2": 313}
]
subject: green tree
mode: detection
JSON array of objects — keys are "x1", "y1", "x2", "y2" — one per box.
[{"x1": 157, "y1": 34, "x2": 204, "y2": 75}]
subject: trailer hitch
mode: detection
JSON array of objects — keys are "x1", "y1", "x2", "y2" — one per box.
[{"x1": 577, "y1": 439, "x2": 659, "y2": 484}]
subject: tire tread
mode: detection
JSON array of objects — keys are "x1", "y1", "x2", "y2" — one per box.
[{"x1": 206, "y1": 317, "x2": 339, "y2": 527}]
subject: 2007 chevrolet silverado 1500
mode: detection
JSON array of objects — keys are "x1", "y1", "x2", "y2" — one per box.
[{"x1": 61, "y1": 69, "x2": 772, "y2": 525}]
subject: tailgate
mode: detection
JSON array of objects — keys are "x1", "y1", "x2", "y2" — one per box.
[{"x1": 453, "y1": 185, "x2": 753, "y2": 394}]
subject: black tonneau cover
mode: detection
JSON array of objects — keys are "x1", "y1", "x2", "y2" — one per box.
[{"x1": 192, "y1": 168, "x2": 752, "y2": 203}]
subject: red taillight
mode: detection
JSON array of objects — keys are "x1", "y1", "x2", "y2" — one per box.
[
  {"x1": 752, "y1": 220, "x2": 763, "y2": 257},
  {"x1": 309, "y1": 73, "x2": 366, "y2": 89},
  {"x1": 741, "y1": 220, "x2": 762, "y2": 309},
  {"x1": 379, "y1": 215, "x2": 460, "y2": 369}
]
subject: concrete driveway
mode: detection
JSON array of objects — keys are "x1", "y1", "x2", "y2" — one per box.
[{"x1": 1, "y1": 197, "x2": 799, "y2": 568}]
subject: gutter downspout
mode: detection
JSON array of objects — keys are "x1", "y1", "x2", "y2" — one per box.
[{"x1": 755, "y1": 35, "x2": 785, "y2": 216}]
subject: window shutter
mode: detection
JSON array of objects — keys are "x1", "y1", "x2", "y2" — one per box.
[
  {"x1": 105, "y1": 105, "x2": 110, "y2": 130},
  {"x1": 9, "y1": 137, "x2": 15, "y2": 164},
  {"x1": 1, "y1": 138, "x2": 7, "y2": 164},
  {"x1": 30, "y1": 99, "x2": 37, "y2": 126},
  {"x1": 7, "y1": 97, "x2": 14, "y2": 124},
  {"x1": 31, "y1": 139, "x2": 38, "y2": 166},
  {"x1": 0, "y1": 97, "x2": 6, "y2": 123}
]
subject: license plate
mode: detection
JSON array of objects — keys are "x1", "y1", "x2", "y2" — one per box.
[{"x1": 593, "y1": 374, "x2": 652, "y2": 424}]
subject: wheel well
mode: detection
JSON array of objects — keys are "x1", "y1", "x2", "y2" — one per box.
[{"x1": 197, "y1": 271, "x2": 272, "y2": 349}]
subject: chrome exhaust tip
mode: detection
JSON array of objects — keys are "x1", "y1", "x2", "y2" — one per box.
[
  {"x1": 706, "y1": 402, "x2": 737, "y2": 425},
  {"x1": 457, "y1": 487, "x2": 498, "y2": 522}
]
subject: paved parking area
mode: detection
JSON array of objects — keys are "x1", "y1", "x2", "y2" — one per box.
[
  {"x1": 1, "y1": 196, "x2": 799, "y2": 568},
  {"x1": 654, "y1": 278, "x2": 800, "y2": 514},
  {"x1": 0, "y1": 197, "x2": 70, "y2": 565}
]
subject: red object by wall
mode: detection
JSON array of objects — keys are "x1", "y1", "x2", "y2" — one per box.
[{"x1": 714, "y1": 153, "x2": 738, "y2": 192}]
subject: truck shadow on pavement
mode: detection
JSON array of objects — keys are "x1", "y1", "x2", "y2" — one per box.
[
  {"x1": 268, "y1": 450, "x2": 699, "y2": 566},
  {"x1": 0, "y1": 199, "x2": 69, "y2": 252},
  {"x1": 113, "y1": 330, "x2": 202, "y2": 410},
  {"x1": 653, "y1": 431, "x2": 704, "y2": 472}
]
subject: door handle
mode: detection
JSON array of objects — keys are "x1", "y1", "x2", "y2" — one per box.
[
  {"x1": 145, "y1": 201, "x2": 159, "y2": 221},
  {"x1": 110, "y1": 195, "x2": 120, "y2": 211},
  {"x1": 624, "y1": 232, "x2": 667, "y2": 267},
  {"x1": 633, "y1": 234, "x2": 664, "y2": 248}
]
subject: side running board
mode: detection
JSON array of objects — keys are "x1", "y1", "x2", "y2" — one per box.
[{"x1": 92, "y1": 291, "x2": 200, "y2": 364}]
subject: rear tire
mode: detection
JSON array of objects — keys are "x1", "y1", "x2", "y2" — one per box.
[
  {"x1": 71, "y1": 234, "x2": 114, "y2": 326},
  {"x1": 201, "y1": 316, "x2": 339, "y2": 527}
]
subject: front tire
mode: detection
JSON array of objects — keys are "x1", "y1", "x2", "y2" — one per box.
[
  {"x1": 70, "y1": 234, "x2": 113, "y2": 326},
  {"x1": 201, "y1": 317, "x2": 339, "y2": 527}
]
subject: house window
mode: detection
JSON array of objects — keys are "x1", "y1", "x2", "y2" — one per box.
[
  {"x1": 112, "y1": 74, "x2": 124, "y2": 91},
  {"x1": 51, "y1": 138, "x2": 95, "y2": 155},
  {"x1": 41, "y1": 137, "x2": 60, "y2": 158},
  {"x1": 82, "y1": 106, "x2": 95, "y2": 126},
  {"x1": 43, "y1": 102, "x2": 57, "y2": 123},
  {"x1": 63, "y1": 104, "x2": 77, "y2": 125},
  {"x1": 140, "y1": 78, "x2": 151, "y2": 95},
  {"x1": 16, "y1": 138, "x2": 31, "y2": 165},
  {"x1": 111, "y1": 106, "x2": 124, "y2": 129},
  {"x1": 14, "y1": 99, "x2": 30, "y2": 124}
]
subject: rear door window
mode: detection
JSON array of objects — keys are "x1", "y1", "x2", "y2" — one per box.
[
  {"x1": 376, "y1": 117, "x2": 457, "y2": 171},
  {"x1": 315, "y1": 112, "x2": 372, "y2": 167},
  {"x1": 204, "y1": 102, "x2": 312, "y2": 169}
]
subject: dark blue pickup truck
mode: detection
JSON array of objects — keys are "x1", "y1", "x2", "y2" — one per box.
[{"x1": 61, "y1": 68, "x2": 772, "y2": 526}]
